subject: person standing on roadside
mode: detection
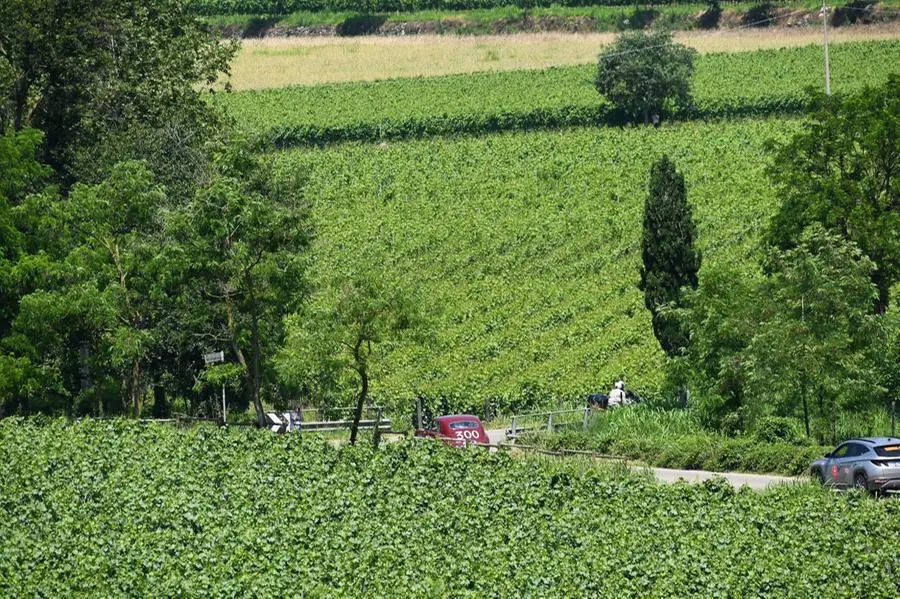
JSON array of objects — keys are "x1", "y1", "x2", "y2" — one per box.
[{"x1": 608, "y1": 380, "x2": 627, "y2": 408}]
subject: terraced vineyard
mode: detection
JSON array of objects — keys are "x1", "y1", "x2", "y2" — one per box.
[
  {"x1": 275, "y1": 118, "x2": 800, "y2": 413},
  {"x1": 217, "y1": 40, "x2": 900, "y2": 146},
  {"x1": 2, "y1": 420, "x2": 898, "y2": 596}
]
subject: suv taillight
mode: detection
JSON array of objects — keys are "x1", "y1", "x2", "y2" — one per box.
[{"x1": 870, "y1": 460, "x2": 899, "y2": 467}]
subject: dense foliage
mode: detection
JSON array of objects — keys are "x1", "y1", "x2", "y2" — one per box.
[
  {"x1": 766, "y1": 75, "x2": 900, "y2": 314},
  {"x1": 530, "y1": 429, "x2": 830, "y2": 475},
  {"x1": 215, "y1": 41, "x2": 900, "y2": 147},
  {"x1": 1, "y1": 419, "x2": 898, "y2": 596},
  {"x1": 0, "y1": 0, "x2": 236, "y2": 189},
  {"x1": 639, "y1": 156, "x2": 700, "y2": 357},
  {"x1": 596, "y1": 31, "x2": 695, "y2": 124}
]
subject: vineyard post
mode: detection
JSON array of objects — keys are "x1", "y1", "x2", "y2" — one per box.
[
  {"x1": 416, "y1": 397, "x2": 423, "y2": 430},
  {"x1": 892, "y1": 400, "x2": 896, "y2": 437},
  {"x1": 511, "y1": 415, "x2": 517, "y2": 438},
  {"x1": 583, "y1": 407, "x2": 589, "y2": 430},
  {"x1": 547, "y1": 413, "x2": 553, "y2": 433},
  {"x1": 373, "y1": 407, "x2": 382, "y2": 448},
  {"x1": 822, "y1": 1, "x2": 831, "y2": 95}
]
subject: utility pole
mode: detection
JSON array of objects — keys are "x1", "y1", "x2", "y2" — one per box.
[{"x1": 822, "y1": 1, "x2": 831, "y2": 95}]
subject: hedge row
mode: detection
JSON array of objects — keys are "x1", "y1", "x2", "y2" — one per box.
[
  {"x1": 526, "y1": 429, "x2": 830, "y2": 476},
  {"x1": 261, "y1": 95, "x2": 808, "y2": 148},
  {"x1": 189, "y1": 0, "x2": 724, "y2": 17}
]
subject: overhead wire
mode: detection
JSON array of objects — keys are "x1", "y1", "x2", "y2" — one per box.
[{"x1": 598, "y1": 8, "x2": 818, "y2": 62}]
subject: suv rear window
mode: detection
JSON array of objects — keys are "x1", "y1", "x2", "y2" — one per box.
[
  {"x1": 449, "y1": 420, "x2": 480, "y2": 430},
  {"x1": 874, "y1": 444, "x2": 900, "y2": 457}
]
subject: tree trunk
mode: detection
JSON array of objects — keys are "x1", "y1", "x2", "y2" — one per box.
[
  {"x1": 872, "y1": 268, "x2": 889, "y2": 315},
  {"x1": 132, "y1": 358, "x2": 141, "y2": 417},
  {"x1": 801, "y1": 382, "x2": 810, "y2": 439},
  {"x1": 13, "y1": 77, "x2": 30, "y2": 132},
  {"x1": 249, "y1": 287, "x2": 264, "y2": 428},
  {"x1": 349, "y1": 337, "x2": 368, "y2": 446}
]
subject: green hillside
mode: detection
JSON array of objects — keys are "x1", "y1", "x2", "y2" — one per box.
[{"x1": 276, "y1": 117, "x2": 801, "y2": 413}]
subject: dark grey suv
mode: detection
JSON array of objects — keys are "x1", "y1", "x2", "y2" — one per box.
[{"x1": 811, "y1": 437, "x2": 900, "y2": 493}]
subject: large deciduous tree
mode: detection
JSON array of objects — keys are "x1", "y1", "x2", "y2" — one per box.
[
  {"x1": 9, "y1": 161, "x2": 168, "y2": 417},
  {"x1": 0, "y1": 0, "x2": 236, "y2": 191},
  {"x1": 744, "y1": 226, "x2": 888, "y2": 442},
  {"x1": 595, "y1": 30, "x2": 696, "y2": 125},
  {"x1": 767, "y1": 75, "x2": 900, "y2": 314},
  {"x1": 639, "y1": 155, "x2": 701, "y2": 358},
  {"x1": 169, "y1": 149, "x2": 311, "y2": 426},
  {"x1": 279, "y1": 266, "x2": 421, "y2": 445}
]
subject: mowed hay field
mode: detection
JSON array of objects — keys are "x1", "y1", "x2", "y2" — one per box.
[{"x1": 227, "y1": 23, "x2": 900, "y2": 88}]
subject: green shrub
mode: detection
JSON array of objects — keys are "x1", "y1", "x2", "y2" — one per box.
[{"x1": 751, "y1": 416, "x2": 803, "y2": 444}]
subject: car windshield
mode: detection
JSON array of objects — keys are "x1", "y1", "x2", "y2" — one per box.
[
  {"x1": 448, "y1": 420, "x2": 480, "y2": 430},
  {"x1": 874, "y1": 444, "x2": 900, "y2": 457}
]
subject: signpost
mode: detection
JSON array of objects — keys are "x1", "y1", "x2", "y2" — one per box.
[
  {"x1": 266, "y1": 411, "x2": 302, "y2": 434},
  {"x1": 203, "y1": 351, "x2": 226, "y2": 424}
]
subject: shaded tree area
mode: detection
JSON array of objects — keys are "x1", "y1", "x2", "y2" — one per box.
[
  {"x1": 766, "y1": 75, "x2": 900, "y2": 314},
  {"x1": 671, "y1": 78, "x2": 900, "y2": 442},
  {"x1": 0, "y1": 0, "x2": 237, "y2": 195},
  {"x1": 0, "y1": 2, "x2": 311, "y2": 424}
]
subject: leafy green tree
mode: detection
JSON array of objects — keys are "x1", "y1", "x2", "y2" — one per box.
[
  {"x1": 0, "y1": 129, "x2": 53, "y2": 416},
  {"x1": 0, "y1": 0, "x2": 237, "y2": 190},
  {"x1": 279, "y1": 267, "x2": 421, "y2": 445},
  {"x1": 744, "y1": 225, "x2": 888, "y2": 442},
  {"x1": 668, "y1": 265, "x2": 757, "y2": 428},
  {"x1": 168, "y1": 149, "x2": 311, "y2": 426},
  {"x1": 767, "y1": 75, "x2": 900, "y2": 314},
  {"x1": 595, "y1": 31, "x2": 696, "y2": 125},
  {"x1": 9, "y1": 161, "x2": 168, "y2": 416},
  {"x1": 639, "y1": 155, "x2": 701, "y2": 357}
]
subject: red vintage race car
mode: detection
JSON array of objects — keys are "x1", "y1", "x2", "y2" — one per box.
[{"x1": 414, "y1": 414, "x2": 488, "y2": 447}]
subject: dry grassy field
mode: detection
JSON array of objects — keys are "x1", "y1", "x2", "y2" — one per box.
[{"x1": 226, "y1": 23, "x2": 900, "y2": 89}]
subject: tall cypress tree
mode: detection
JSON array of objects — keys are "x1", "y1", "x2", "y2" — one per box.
[{"x1": 639, "y1": 155, "x2": 701, "y2": 357}]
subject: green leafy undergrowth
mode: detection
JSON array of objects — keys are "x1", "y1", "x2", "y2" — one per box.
[
  {"x1": 1, "y1": 419, "x2": 897, "y2": 596},
  {"x1": 216, "y1": 41, "x2": 900, "y2": 146},
  {"x1": 531, "y1": 428, "x2": 832, "y2": 475}
]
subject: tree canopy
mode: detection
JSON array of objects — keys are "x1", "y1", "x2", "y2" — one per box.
[
  {"x1": 767, "y1": 75, "x2": 900, "y2": 314},
  {"x1": 639, "y1": 155, "x2": 701, "y2": 357},
  {"x1": 595, "y1": 31, "x2": 696, "y2": 125},
  {"x1": 0, "y1": 0, "x2": 236, "y2": 189}
]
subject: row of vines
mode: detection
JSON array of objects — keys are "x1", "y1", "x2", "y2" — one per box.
[
  {"x1": 216, "y1": 41, "x2": 900, "y2": 147},
  {"x1": 273, "y1": 118, "x2": 798, "y2": 414},
  {"x1": 1, "y1": 420, "x2": 896, "y2": 596}
]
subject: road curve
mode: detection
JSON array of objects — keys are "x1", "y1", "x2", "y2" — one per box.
[{"x1": 484, "y1": 429, "x2": 802, "y2": 491}]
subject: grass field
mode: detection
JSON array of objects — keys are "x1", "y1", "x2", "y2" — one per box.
[{"x1": 227, "y1": 24, "x2": 900, "y2": 88}]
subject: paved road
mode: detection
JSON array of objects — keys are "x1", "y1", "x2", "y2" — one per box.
[{"x1": 484, "y1": 429, "x2": 801, "y2": 491}]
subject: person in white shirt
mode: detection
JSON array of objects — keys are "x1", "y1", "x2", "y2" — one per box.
[{"x1": 608, "y1": 380, "x2": 627, "y2": 408}]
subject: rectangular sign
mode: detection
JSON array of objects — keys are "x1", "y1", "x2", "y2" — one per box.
[{"x1": 203, "y1": 351, "x2": 225, "y2": 365}]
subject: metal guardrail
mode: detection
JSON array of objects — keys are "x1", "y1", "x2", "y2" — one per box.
[{"x1": 507, "y1": 407, "x2": 592, "y2": 440}]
